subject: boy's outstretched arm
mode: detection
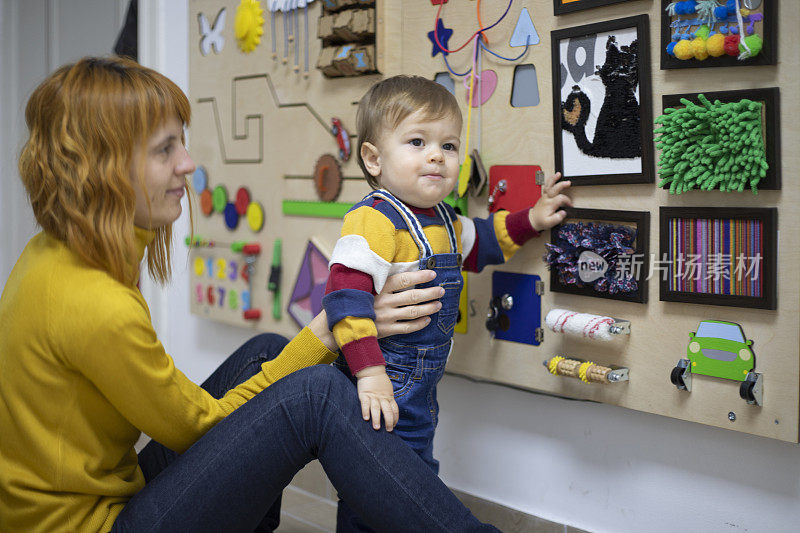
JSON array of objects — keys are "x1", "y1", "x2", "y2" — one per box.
[{"x1": 529, "y1": 172, "x2": 572, "y2": 232}]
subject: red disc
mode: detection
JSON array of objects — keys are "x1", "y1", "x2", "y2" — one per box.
[
  {"x1": 200, "y1": 189, "x2": 214, "y2": 216},
  {"x1": 235, "y1": 187, "x2": 251, "y2": 215}
]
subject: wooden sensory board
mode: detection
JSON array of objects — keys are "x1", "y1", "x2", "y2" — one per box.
[{"x1": 188, "y1": 0, "x2": 800, "y2": 442}]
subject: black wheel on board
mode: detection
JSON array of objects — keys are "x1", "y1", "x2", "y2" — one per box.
[
  {"x1": 670, "y1": 366, "x2": 685, "y2": 388},
  {"x1": 740, "y1": 380, "x2": 756, "y2": 402}
]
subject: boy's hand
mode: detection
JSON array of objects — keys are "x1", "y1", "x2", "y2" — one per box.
[
  {"x1": 529, "y1": 171, "x2": 572, "y2": 232},
  {"x1": 355, "y1": 366, "x2": 399, "y2": 431}
]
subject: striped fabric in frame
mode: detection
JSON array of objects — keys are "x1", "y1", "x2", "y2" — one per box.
[{"x1": 667, "y1": 218, "x2": 763, "y2": 297}]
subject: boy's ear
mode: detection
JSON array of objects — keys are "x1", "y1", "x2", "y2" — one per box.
[{"x1": 360, "y1": 142, "x2": 381, "y2": 178}]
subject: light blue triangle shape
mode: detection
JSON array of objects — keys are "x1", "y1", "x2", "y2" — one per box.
[{"x1": 509, "y1": 7, "x2": 539, "y2": 47}]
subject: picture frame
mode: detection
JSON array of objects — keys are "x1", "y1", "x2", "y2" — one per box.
[
  {"x1": 660, "y1": 0, "x2": 778, "y2": 70},
  {"x1": 547, "y1": 207, "x2": 650, "y2": 304},
  {"x1": 553, "y1": 0, "x2": 635, "y2": 16},
  {"x1": 660, "y1": 87, "x2": 781, "y2": 191},
  {"x1": 551, "y1": 15, "x2": 654, "y2": 186},
  {"x1": 659, "y1": 207, "x2": 777, "y2": 310}
]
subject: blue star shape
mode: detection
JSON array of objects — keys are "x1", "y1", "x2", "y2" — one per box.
[{"x1": 427, "y1": 18, "x2": 453, "y2": 57}]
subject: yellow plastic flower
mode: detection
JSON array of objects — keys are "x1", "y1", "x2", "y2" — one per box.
[{"x1": 235, "y1": 0, "x2": 264, "y2": 53}]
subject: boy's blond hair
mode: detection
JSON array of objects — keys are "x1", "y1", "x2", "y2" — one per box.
[{"x1": 356, "y1": 75, "x2": 462, "y2": 188}]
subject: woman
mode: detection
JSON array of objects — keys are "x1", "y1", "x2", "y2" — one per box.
[{"x1": 0, "y1": 56, "x2": 498, "y2": 532}]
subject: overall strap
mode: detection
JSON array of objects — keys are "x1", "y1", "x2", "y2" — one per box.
[
  {"x1": 367, "y1": 189, "x2": 432, "y2": 258},
  {"x1": 434, "y1": 203, "x2": 458, "y2": 254}
]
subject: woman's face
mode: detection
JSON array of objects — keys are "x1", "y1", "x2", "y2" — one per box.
[{"x1": 132, "y1": 116, "x2": 195, "y2": 228}]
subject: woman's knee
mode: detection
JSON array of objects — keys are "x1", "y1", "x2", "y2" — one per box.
[{"x1": 282, "y1": 365, "x2": 356, "y2": 404}]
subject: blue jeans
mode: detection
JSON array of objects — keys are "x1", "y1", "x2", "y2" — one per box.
[{"x1": 112, "y1": 333, "x2": 497, "y2": 533}]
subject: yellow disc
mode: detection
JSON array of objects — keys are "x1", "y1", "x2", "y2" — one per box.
[
  {"x1": 246, "y1": 201, "x2": 265, "y2": 232},
  {"x1": 193, "y1": 257, "x2": 205, "y2": 277},
  {"x1": 235, "y1": 0, "x2": 264, "y2": 53}
]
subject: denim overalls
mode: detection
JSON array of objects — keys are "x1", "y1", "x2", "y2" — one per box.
[{"x1": 334, "y1": 189, "x2": 463, "y2": 473}]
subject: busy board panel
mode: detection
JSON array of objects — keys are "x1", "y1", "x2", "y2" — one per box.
[{"x1": 188, "y1": 0, "x2": 799, "y2": 441}]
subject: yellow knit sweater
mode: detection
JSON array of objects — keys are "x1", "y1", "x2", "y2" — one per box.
[{"x1": 0, "y1": 229, "x2": 337, "y2": 532}]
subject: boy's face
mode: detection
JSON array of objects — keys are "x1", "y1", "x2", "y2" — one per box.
[{"x1": 362, "y1": 109, "x2": 461, "y2": 209}]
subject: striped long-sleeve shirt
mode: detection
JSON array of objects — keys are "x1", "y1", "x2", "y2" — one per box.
[{"x1": 323, "y1": 196, "x2": 539, "y2": 374}]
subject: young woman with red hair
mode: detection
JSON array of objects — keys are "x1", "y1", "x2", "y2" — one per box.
[{"x1": 0, "y1": 56, "x2": 498, "y2": 533}]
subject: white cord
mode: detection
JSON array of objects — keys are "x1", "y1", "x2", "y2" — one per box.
[{"x1": 734, "y1": 0, "x2": 752, "y2": 60}]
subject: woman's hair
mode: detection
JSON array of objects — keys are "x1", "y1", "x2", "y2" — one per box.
[
  {"x1": 19, "y1": 56, "x2": 191, "y2": 284},
  {"x1": 356, "y1": 75, "x2": 462, "y2": 188}
]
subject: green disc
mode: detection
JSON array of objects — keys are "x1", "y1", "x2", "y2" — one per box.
[{"x1": 212, "y1": 185, "x2": 228, "y2": 213}]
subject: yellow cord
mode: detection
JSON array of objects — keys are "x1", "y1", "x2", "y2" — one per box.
[{"x1": 457, "y1": 63, "x2": 476, "y2": 197}]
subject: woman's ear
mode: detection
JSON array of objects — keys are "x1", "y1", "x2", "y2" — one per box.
[{"x1": 360, "y1": 142, "x2": 381, "y2": 178}]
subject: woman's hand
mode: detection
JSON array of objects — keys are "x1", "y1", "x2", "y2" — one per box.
[
  {"x1": 308, "y1": 270, "x2": 443, "y2": 352},
  {"x1": 374, "y1": 269, "x2": 443, "y2": 338}
]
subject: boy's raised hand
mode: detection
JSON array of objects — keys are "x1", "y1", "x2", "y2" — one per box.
[
  {"x1": 355, "y1": 366, "x2": 399, "y2": 431},
  {"x1": 529, "y1": 171, "x2": 572, "y2": 232}
]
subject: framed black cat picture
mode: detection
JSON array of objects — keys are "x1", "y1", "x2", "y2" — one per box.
[{"x1": 551, "y1": 15, "x2": 655, "y2": 186}]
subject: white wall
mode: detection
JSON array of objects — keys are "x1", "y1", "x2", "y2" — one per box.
[
  {"x1": 0, "y1": 0, "x2": 128, "y2": 286},
  {"x1": 3, "y1": 2, "x2": 799, "y2": 532}
]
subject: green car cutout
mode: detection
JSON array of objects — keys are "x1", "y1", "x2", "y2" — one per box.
[{"x1": 687, "y1": 320, "x2": 754, "y2": 381}]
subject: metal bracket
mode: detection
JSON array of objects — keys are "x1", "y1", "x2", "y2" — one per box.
[
  {"x1": 673, "y1": 358, "x2": 692, "y2": 392},
  {"x1": 607, "y1": 368, "x2": 629, "y2": 383},
  {"x1": 740, "y1": 372, "x2": 764, "y2": 406},
  {"x1": 607, "y1": 319, "x2": 631, "y2": 335},
  {"x1": 535, "y1": 328, "x2": 544, "y2": 344},
  {"x1": 535, "y1": 170, "x2": 545, "y2": 186},
  {"x1": 535, "y1": 280, "x2": 545, "y2": 296}
]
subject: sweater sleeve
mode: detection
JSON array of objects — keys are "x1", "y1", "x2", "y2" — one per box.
[
  {"x1": 461, "y1": 209, "x2": 540, "y2": 273},
  {"x1": 323, "y1": 206, "x2": 396, "y2": 374},
  {"x1": 62, "y1": 288, "x2": 337, "y2": 454}
]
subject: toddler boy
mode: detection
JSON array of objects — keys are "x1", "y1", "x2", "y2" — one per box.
[{"x1": 323, "y1": 75, "x2": 571, "y2": 531}]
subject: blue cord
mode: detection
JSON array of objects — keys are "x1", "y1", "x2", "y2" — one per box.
[
  {"x1": 438, "y1": 0, "x2": 517, "y2": 78},
  {"x1": 479, "y1": 35, "x2": 530, "y2": 61},
  {"x1": 443, "y1": 51, "x2": 472, "y2": 77}
]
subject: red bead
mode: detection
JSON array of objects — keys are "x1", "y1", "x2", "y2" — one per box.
[{"x1": 243, "y1": 309, "x2": 261, "y2": 320}]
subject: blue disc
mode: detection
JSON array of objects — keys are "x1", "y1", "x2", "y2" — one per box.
[
  {"x1": 192, "y1": 166, "x2": 208, "y2": 192},
  {"x1": 224, "y1": 202, "x2": 239, "y2": 229}
]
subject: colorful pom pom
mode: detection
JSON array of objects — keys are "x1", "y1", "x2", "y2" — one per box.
[
  {"x1": 666, "y1": 42, "x2": 677, "y2": 56},
  {"x1": 695, "y1": 24, "x2": 711, "y2": 40},
  {"x1": 714, "y1": 6, "x2": 728, "y2": 19},
  {"x1": 691, "y1": 38, "x2": 709, "y2": 60},
  {"x1": 740, "y1": 34, "x2": 763, "y2": 57},
  {"x1": 675, "y1": 0, "x2": 697, "y2": 15},
  {"x1": 724, "y1": 34, "x2": 740, "y2": 56},
  {"x1": 706, "y1": 33, "x2": 725, "y2": 56},
  {"x1": 673, "y1": 39, "x2": 693, "y2": 60}
]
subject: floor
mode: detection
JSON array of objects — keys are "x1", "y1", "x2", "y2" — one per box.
[
  {"x1": 280, "y1": 461, "x2": 592, "y2": 533},
  {"x1": 279, "y1": 486, "x2": 337, "y2": 532}
]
